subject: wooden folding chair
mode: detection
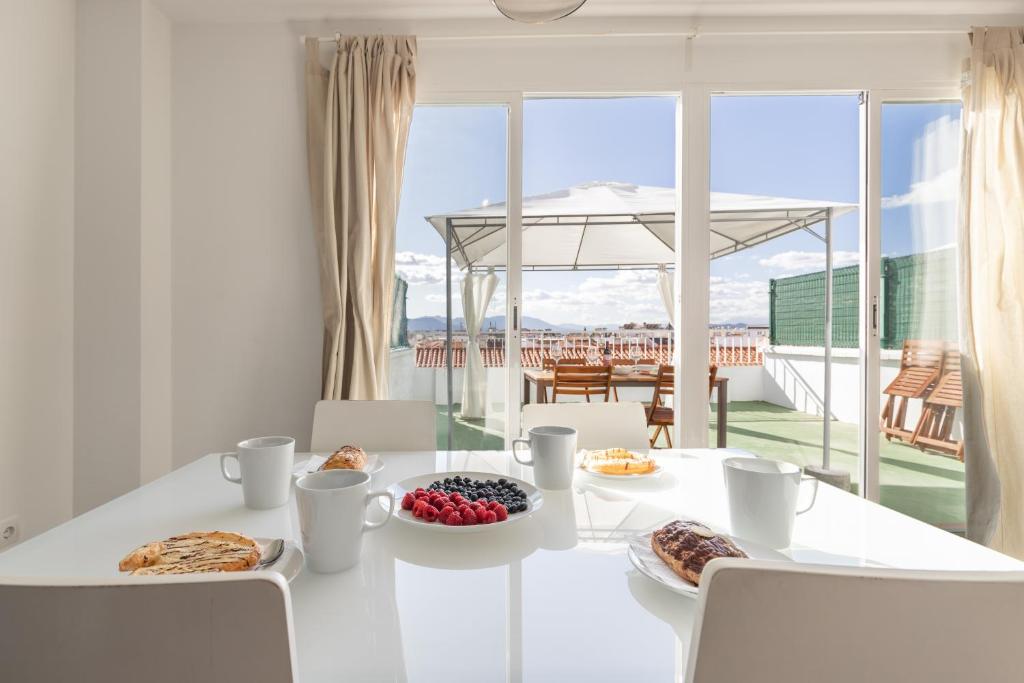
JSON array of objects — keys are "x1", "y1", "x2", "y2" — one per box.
[
  {"x1": 880, "y1": 340, "x2": 946, "y2": 443},
  {"x1": 551, "y1": 364, "x2": 612, "y2": 403},
  {"x1": 911, "y1": 349, "x2": 964, "y2": 461}
]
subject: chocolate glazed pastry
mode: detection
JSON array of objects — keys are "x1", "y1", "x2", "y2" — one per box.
[{"x1": 650, "y1": 520, "x2": 748, "y2": 585}]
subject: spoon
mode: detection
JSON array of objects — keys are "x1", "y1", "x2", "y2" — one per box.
[{"x1": 256, "y1": 538, "x2": 285, "y2": 569}]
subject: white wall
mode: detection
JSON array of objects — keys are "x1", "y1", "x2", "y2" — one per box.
[
  {"x1": 171, "y1": 22, "x2": 322, "y2": 466},
  {"x1": 74, "y1": 0, "x2": 173, "y2": 514},
  {"x1": 0, "y1": 0, "x2": 76, "y2": 541}
]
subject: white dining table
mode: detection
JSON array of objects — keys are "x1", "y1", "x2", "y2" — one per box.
[{"x1": 1, "y1": 448, "x2": 1020, "y2": 682}]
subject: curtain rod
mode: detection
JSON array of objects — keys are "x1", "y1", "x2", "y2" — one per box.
[{"x1": 299, "y1": 27, "x2": 966, "y2": 44}]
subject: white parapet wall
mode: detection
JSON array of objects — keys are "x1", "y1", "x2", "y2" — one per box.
[{"x1": 389, "y1": 347, "x2": 959, "y2": 439}]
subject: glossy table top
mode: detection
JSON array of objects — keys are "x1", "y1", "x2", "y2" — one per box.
[{"x1": 1, "y1": 449, "x2": 1019, "y2": 682}]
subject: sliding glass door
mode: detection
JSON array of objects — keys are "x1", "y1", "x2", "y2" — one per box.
[
  {"x1": 392, "y1": 104, "x2": 509, "y2": 451},
  {"x1": 875, "y1": 100, "x2": 965, "y2": 530},
  {"x1": 707, "y1": 94, "x2": 864, "y2": 490}
]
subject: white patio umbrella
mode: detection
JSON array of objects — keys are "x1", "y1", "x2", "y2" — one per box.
[{"x1": 427, "y1": 181, "x2": 857, "y2": 468}]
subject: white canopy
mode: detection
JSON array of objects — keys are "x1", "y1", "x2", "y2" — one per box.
[{"x1": 426, "y1": 181, "x2": 855, "y2": 270}]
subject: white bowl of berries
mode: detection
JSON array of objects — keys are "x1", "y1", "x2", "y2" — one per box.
[{"x1": 385, "y1": 471, "x2": 543, "y2": 533}]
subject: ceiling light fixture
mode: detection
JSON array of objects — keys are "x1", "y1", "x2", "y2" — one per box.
[{"x1": 491, "y1": 0, "x2": 588, "y2": 24}]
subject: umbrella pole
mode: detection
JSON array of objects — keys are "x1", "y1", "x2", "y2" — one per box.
[{"x1": 823, "y1": 208, "x2": 833, "y2": 470}]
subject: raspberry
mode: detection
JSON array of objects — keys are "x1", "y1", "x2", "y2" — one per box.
[
  {"x1": 422, "y1": 505, "x2": 438, "y2": 522},
  {"x1": 492, "y1": 504, "x2": 508, "y2": 521},
  {"x1": 445, "y1": 512, "x2": 462, "y2": 526},
  {"x1": 457, "y1": 504, "x2": 471, "y2": 516},
  {"x1": 415, "y1": 490, "x2": 429, "y2": 499},
  {"x1": 431, "y1": 497, "x2": 448, "y2": 511},
  {"x1": 470, "y1": 502, "x2": 484, "y2": 513},
  {"x1": 481, "y1": 510, "x2": 497, "y2": 524},
  {"x1": 462, "y1": 509, "x2": 479, "y2": 525},
  {"x1": 415, "y1": 487, "x2": 426, "y2": 495},
  {"x1": 412, "y1": 500, "x2": 429, "y2": 518},
  {"x1": 401, "y1": 492, "x2": 416, "y2": 510},
  {"x1": 451, "y1": 493, "x2": 465, "y2": 504},
  {"x1": 476, "y1": 498, "x2": 488, "y2": 507},
  {"x1": 487, "y1": 501, "x2": 501, "y2": 511},
  {"x1": 438, "y1": 505, "x2": 455, "y2": 522}
]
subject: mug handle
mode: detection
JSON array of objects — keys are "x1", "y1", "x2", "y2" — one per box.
[
  {"x1": 511, "y1": 438, "x2": 533, "y2": 466},
  {"x1": 219, "y1": 452, "x2": 242, "y2": 484},
  {"x1": 364, "y1": 491, "x2": 394, "y2": 532},
  {"x1": 796, "y1": 475, "x2": 819, "y2": 515}
]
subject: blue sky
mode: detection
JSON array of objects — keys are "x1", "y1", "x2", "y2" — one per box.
[{"x1": 395, "y1": 96, "x2": 960, "y2": 326}]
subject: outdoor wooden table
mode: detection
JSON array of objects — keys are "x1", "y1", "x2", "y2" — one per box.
[{"x1": 522, "y1": 368, "x2": 730, "y2": 447}]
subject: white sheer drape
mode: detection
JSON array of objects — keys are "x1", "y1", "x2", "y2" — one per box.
[
  {"x1": 657, "y1": 266, "x2": 675, "y2": 325},
  {"x1": 460, "y1": 269, "x2": 499, "y2": 418},
  {"x1": 961, "y1": 27, "x2": 1024, "y2": 555}
]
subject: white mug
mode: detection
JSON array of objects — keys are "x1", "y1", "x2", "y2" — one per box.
[
  {"x1": 723, "y1": 456, "x2": 818, "y2": 549},
  {"x1": 512, "y1": 426, "x2": 577, "y2": 490},
  {"x1": 295, "y1": 469, "x2": 395, "y2": 574},
  {"x1": 220, "y1": 436, "x2": 295, "y2": 510}
]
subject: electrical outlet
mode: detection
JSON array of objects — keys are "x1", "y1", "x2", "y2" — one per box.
[{"x1": 0, "y1": 516, "x2": 20, "y2": 551}]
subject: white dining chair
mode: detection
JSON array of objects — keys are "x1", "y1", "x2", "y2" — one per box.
[
  {"x1": 686, "y1": 559, "x2": 1024, "y2": 683},
  {"x1": 521, "y1": 401, "x2": 650, "y2": 449},
  {"x1": 0, "y1": 572, "x2": 297, "y2": 683},
  {"x1": 311, "y1": 399, "x2": 436, "y2": 451}
]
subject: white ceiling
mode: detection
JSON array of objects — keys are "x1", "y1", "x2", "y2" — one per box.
[{"x1": 154, "y1": 0, "x2": 1024, "y2": 23}]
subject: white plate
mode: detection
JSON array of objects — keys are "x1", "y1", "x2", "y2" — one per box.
[
  {"x1": 292, "y1": 452, "x2": 384, "y2": 479},
  {"x1": 254, "y1": 538, "x2": 303, "y2": 583},
  {"x1": 383, "y1": 471, "x2": 543, "y2": 534},
  {"x1": 580, "y1": 463, "x2": 663, "y2": 480},
  {"x1": 627, "y1": 526, "x2": 789, "y2": 598}
]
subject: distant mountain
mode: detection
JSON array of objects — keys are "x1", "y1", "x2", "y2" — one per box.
[{"x1": 408, "y1": 315, "x2": 593, "y2": 333}]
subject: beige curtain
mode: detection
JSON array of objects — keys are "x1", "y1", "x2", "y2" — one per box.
[
  {"x1": 961, "y1": 27, "x2": 1024, "y2": 555},
  {"x1": 304, "y1": 36, "x2": 417, "y2": 400}
]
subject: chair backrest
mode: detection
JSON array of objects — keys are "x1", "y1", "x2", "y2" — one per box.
[
  {"x1": 551, "y1": 364, "x2": 612, "y2": 402},
  {"x1": 687, "y1": 559, "x2": 1024, "y2": 683},
  {"x1": 708, "y1": 364, "x2": 718, "y2": 398},
  {"x1": 0, "y1": 573, "x2": 297, "y2": 683},
  {"x1": 521, "y1": 402, "x2": 651, "y2": 449},
  {"x1": 311, "y1": 400, "x2": 436, "y2": 451},
  {"x1": 649, "y1": 363, "x2": 675, "y2": 409},
  {"x1": 900, "y1": 339, "x2": 946, "y2": 370}
]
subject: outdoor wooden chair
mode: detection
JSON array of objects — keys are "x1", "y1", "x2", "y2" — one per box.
[
  {"x1": 551, "y1": 364, "x2": 612, "y2": 403},
  {"x1": 646, "y1": 365, "x2": 718, "y2": 448},
  {"x1": 911, "y1": 349, "x2": 964, "y2": 461},
  {"x1": 646, "y1": 364, "x2": 675, "y2": 447},
  {"x1": 880, "y1": 340, "x2": 946, "y2": 443},
  {"x1": 608, "y1": 357, "x2": 656, "y2": 401}
]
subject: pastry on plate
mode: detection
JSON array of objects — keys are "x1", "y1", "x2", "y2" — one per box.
[
  {"x1": 650, "y1": 520, "x2": 747, "y2": 585},
  {"x1": 118, "y1": 531, "x2": 261, "y2": 575},
  {"x1": 320, "y1": 445, "x2": 368, "y2": 471},
  {"x1": 582, "y1": 448, "x2": 656, "y2": 475}
]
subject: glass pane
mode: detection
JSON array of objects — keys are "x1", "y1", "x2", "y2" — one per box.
[
  {"x1": 520, "y1": 96, "x2": 677, "y2": 441},
  {"x1": 878, "y1": 102, "x2": 964, "y2": 531},
  {"x1": 392, "y1": 105, "x2": 508, "y2": 451},
  {"x1": 708, "y1": 94, "x2": 862, "y2": 490}
]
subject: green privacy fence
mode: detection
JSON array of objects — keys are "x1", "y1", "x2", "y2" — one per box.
[{"x1": 769, "y1": 248, "x2": 957, "y2": 350}]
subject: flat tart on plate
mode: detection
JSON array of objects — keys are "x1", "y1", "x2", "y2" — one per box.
[
  {"x1": 650, "y1": 520, "x2": 748, "y2": 585},
  {"x1": 582, "y1": 448, "x2": 657, "y2": 475},
  {"x1": 118, "y1": 531, "x2": 261, "y2": 575}
]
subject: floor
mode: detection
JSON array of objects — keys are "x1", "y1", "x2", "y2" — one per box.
[{"x1": 436, "y1": 400, "x2": 966, "y2": 531}]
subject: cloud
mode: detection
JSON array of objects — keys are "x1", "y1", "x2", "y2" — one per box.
[
  {"x1": 394, "y1": 251, "x2": 449, "y2": 286},
  {"x1": 710, "y1": 276, "x2": 768, "y2": 324},
  {"x1": 522, "y1": 270, "x2": 669, "y2": 325},
  {"x1": 881, "y1": 167, "x2": 958, "y2": 209},
  {"x1": 881, "y1": 114, "x2": 960, "y2": 210},
  {"x1": 758, "y1": 250, "x2": 859, "y2": 274}
]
